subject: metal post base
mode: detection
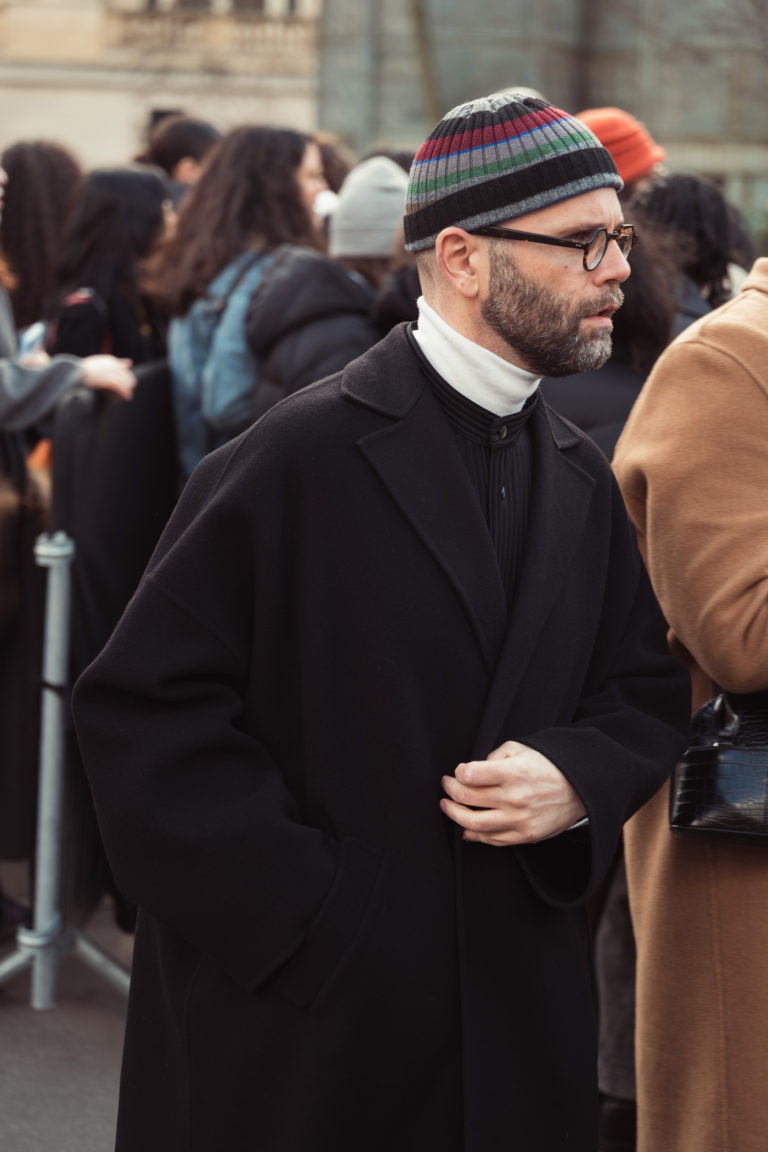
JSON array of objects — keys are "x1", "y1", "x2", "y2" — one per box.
[
  {"x1": 0, "y1": 923, "x2": 130, "y2": 1009},
  {"x1": 72, "y1": 931, "x2": 131, "y2": 998}
]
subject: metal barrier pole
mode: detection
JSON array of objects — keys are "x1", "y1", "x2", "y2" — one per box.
[
  {"x1": 24, "y1": 531, "x2": 75, "y2": 1008},
  {"x1": 0, "y1": 529, "x2": 131, "y2": 1006}
]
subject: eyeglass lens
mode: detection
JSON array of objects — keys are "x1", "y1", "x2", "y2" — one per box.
[
  {"x1": 586, "y1": 228, "x2": 633, "y2": 270},
  {"x1": 585, "y1": 232, "x2": 609, "y2": 269}
]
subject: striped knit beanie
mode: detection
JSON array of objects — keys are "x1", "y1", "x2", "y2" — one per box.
[{"x1": 403, "y1": 91, "x2": 622, "y2": 253}]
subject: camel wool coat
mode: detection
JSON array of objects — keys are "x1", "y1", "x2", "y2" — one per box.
[
  {"x1": 73, "y1": 324, "x2": 690, "y2": 1152},
  {"x1": 613, "y1": 258, "x2": 768, "y2": 1152}
]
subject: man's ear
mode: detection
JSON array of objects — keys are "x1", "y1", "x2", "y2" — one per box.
[{"x1": 433, "y1": 228, "x2": 484, "y2": 299}]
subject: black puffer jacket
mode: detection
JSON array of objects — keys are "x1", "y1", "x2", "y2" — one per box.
[
  {"x1": 541, "y1": 355, "x2": 645, "y2": 460},
  {"x1": 244, "y1": 245, "x2": 381, "y2": 418}
]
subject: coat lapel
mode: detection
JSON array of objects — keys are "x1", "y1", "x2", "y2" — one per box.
[
  {"x1": 471, "y1": 403, "x2": 597, "y2": 755},
  {"x1": 342, "y1": 328, "x2": 507, "y2": 672}
]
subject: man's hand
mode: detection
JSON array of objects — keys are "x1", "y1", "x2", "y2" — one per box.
[
  {"x1": 440, "y1": 741, "x2": 586, "y2": 846},
  {"x1": 80, "y1": 355, "x2": 136, "y2": 401}
]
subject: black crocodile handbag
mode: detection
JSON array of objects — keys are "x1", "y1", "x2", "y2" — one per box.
[{"x1": 669, "y1": 691, "x2": 768, "y2": 843}]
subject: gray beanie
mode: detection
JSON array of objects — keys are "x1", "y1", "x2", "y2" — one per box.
[{"x1": 329, "y1": 157, "x2": 409, "y2": 259}]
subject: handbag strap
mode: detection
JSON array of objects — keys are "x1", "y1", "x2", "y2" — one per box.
[{"x1": 724, "y1": 691, "x2": 768, "y2": 746}]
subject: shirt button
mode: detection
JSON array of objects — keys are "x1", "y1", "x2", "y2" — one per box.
[
  {"x1": 498, "y1": 425, "x2": 508, "y2": 440},
  {"x1": 501, "y1": 486, "x2": 507, "y2": 500}
]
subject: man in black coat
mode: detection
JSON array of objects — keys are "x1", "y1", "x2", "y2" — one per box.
[{"x1": 73, "y1": 92, "x2": 690, "y2": 1152}]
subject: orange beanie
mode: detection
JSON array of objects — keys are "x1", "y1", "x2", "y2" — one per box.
[{"x1": 577, "y1": 107, "x2": 666, "y2": 187}]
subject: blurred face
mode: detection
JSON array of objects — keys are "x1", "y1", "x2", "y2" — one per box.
[
  {"x1": 161, "y1": 197, "x2": 177, "y2": 240},
  {"x1": 296, "y1": 142, "x2": 327, "y2": 219}
]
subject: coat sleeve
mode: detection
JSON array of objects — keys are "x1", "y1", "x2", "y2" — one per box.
[
  {"x1": 0, "y1": 357, "x2": 83, "y2": 431},
  {"x1": 0, "y1": 288, "x2": 83, "y2": 431},
  {"x1": 511, "y1": 479, "x2": 691, "y2": 906},
  {"x1": 72, "y1": 444, "x2": 382, "y2": 998},
  {"x1": 519, "y1": 562, "x2": 689, "y2": 904},
  {"x1": 614, "y1": 331, "x2": 768, "y2": 695}
]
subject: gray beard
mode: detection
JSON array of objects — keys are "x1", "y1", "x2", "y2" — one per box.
[{"x1": 481, "y1": 241, "x2": 623, "y2": 378}]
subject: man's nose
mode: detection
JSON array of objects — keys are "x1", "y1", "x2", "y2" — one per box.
[{"x1": 596, "y1": 238, "x2": 631, "y2": 284}]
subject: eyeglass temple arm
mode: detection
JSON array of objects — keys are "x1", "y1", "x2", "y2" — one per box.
[{"x1": 478, "y1": 227, "x2": 583, "y2": 250}]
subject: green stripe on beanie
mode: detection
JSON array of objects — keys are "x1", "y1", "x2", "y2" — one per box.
[{"x1": 403, "y1": 91, "x2": 622, "y2": 253}]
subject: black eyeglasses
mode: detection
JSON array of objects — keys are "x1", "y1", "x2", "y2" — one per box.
[{"x1": 471, "y1": 223, "x2": 638, "y2": 271}]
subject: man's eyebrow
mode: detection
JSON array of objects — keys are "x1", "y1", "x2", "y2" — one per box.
[{"x1": 553, "y1": 218, "x2": 625, "y2": 236}]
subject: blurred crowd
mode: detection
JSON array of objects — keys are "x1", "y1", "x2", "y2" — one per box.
[{"x1": 0, "y1": 98, "x2": 765, "y2": 1152}]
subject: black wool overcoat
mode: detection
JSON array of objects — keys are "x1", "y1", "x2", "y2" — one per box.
[{"x1": 73, "y1": 324, "x2": 690, "y2": 1152}]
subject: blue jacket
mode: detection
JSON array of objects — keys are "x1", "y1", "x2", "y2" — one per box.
[{"x1": 169, "y1": 251, "x2": 271, "y2": 483}]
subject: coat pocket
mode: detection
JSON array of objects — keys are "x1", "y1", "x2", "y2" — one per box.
[{"x1": 263, "y1": 835, "x2": 383, "y2": 1011}]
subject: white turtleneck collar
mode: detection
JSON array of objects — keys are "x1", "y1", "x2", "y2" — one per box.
[{"x1": 411, "y1": 296, "x2": 541, "y2": 417}]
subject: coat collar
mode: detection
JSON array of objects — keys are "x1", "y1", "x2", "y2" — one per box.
[
  {"x1": 340, "y1": 324, "x2": 425, "y2": 419},
  {"x1": 342, "y1": 325, "x2": 595, "y2": 701},
  {"x1": 342, "y1": 324, "x2": 582, "y2": 449}
]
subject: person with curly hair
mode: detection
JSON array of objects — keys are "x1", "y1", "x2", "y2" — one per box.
[
  {"x1": 243, "y1": 156, "x2": 410, "y2": 414},
  {"x1": 631, "y1": 172, "x2": 755, "y2": 321},
  {"x1": 143, "y1": 124, "x2": 327, "y2": 484}
]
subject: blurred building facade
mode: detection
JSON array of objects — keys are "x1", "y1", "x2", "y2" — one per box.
[
  {"x1": 319, "y1": 0, "x2": 768, "y2": 246},
  {"x1": 1, "y1": 0, "x2": 766, "y2": 242},
  {"x1": 0, "y1": 0, "x2": 320, "y2": 167}
]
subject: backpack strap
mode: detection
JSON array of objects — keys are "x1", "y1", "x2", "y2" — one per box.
[{"x1": 209, "y1": 252, "x2": 263, "y2": 324}]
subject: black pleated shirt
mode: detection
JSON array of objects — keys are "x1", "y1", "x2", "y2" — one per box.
[{"x1": 409, "y1": 331, "x2": 538, "y2": 609}]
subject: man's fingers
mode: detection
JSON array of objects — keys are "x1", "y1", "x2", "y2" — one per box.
[
  {"x1": 440, "y1": 797, "x2": 532, "y2": 846},
  {"x1": 441, "y1": 773, "x2": 491, "y2": 807},
  {"x1": 442, "y1": 772, "x2": 514, "y2": 808},
  {"x1": 453, "y1": 760, "x2": 509, "y2": 788},
  {"x1": 440, "y1": 796, "x2": 518, "y2": 835}
]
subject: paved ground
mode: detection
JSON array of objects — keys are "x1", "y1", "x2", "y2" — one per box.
[{"x1": 0, "y1": 863, "x2": 132, "y2": 1152}]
